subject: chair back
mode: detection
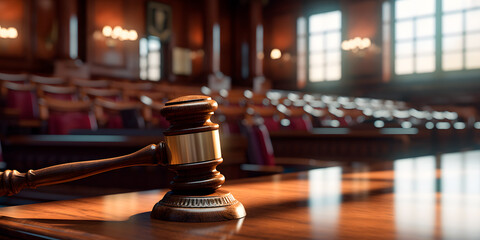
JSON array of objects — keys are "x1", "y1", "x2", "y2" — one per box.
[
  {"x1": 40, "y1": 98, "x2": 96, "y2": 134},
  {"x1": 38, "y1": 84, "x2": 78, "y2": 101},
  {"x1": 94, "y1": 97, "x2": 144, "y2": 129},
  {"x1": 71, "y1": 78, "x2": 110, "y2": 88},
  {"x1": 3, "y1": 82, "x2": 39, "y2": 119},
  {"x1": 30, "y1": 75, "x2": 66, "y2": 85}
]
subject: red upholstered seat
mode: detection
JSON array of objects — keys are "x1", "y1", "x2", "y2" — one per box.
[
  {"x1": 94, "y1": 97, "x2": 144, "y2": 129},
  {"x1": 263, "y1": 116, "x2": 280, "y2": 132},
  {"x1": 48, "y1": 111, "x2": 97, "y2": 134},
  {"x1": 3, "y1": 82, "x2": 39, "y2": 119},
  {"x1": 242, "y1": 122, "x2": 275, "y2": 166},
  {"x1": 288, "y1": 115, "x2": 313, "y2": 131},
  {"x1": 40, "y1": 98, "x2": 97, "y2": 134}
]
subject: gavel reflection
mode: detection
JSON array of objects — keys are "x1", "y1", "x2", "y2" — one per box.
[{"x1": 0, "y1": 95, "x2": 246, "y2": 222}]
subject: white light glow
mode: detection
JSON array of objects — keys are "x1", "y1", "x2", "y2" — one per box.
[
  {"x1": 401, "y1": 121, "x2": 413, "y2": 128},
  {"x1": 374, "y1": 120, "x2": 385, "y2": 128},
  {"x1": 270, "y1": 49, "x2": 282, "y2": 59},
  {"x1": 453, "y1": 122, "x2": 466, "y2": 129},
  {"x1": 436, "y1": 122, "x2": 451, "y2": 129}
]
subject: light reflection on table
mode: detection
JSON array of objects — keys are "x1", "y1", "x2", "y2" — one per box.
[{"x1": 0, "y1": 150, "x2": 480, "y2": 239}]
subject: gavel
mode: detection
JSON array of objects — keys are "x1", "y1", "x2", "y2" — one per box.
[{"x1": 0, "y1": 95, "x2": 246, "y2": 222}]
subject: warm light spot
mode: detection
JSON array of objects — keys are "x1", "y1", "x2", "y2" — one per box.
[
  {"x1": 102, "y1": 26, "x2": 138, "y2": 41},
  {"x1": 0, "y1": 26, "x2": 17, "y2": 39},
  {"x1": 102, "y1": 26, "x2": 112, "y2": 37},
  {"x1": 0, "y1": 28, "x2": 8, "y2": 38},
  {"x1": 7, "y1": 27, "x2": 18, "y2": 38},
  {"x1": 112, "y1": 26, "x2": 123, "y2": 39},
  {"x1": 128, "y1": 30, "x2": 138, "y2": 41},
  {"x1": 341, "y1": 37, "x2": 372, "y2": 51},
  {"x1": 270, "y1": 49, "x2": 282, "y2": 59}
]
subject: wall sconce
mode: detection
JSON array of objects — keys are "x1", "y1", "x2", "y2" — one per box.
[
  {"x1": 270, "y1": 48, "x2": 282, "y2": 60},
  {"x1": 270, "y1": 48, "x2": 292, "y2": 62},
  {"x1": 102, "y1": 26, "x2": 138, "y2": 41},
  {"x1": 341, "y1": 37, "x2": 371, "y2": 52},
  {"x1": 0, "y1": 26, "x2": 18, "y2": 39}
]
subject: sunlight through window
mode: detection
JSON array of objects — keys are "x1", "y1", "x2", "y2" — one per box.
[{"x1": 306, "y1": 11, "x2": 342, "y2": 82}]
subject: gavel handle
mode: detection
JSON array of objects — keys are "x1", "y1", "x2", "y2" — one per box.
[{"x1": 0, "y1": 142, "x2": 167, "y2": 196}]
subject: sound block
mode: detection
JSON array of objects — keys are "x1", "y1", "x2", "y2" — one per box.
[{"x1": 151, "y1": 189, "x2": 246, "y2": 222}]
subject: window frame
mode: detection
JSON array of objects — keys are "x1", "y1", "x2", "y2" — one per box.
[
  {"x1": 300, "y1": 6, "x2": 344, "y2": 89},
  {"x1": 389, "y1": 0, "x2": 480, "y2": 83}
]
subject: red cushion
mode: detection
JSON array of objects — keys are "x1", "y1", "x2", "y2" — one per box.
[
  {"x1": 263, "y1": 116, "x2": 280, "y2": 132},
  {"x1": 48, "y1": 111, "x2": 96, "y2": 134},
  {"x1": 289, "y1": 116, "x2": 313, "y2": 131},
  {"x1": 253, "y1": 124, "x2": 276, "y2": 166},
  {"x1": 106, "y1": 114, "x2": 124, "y2": 129},
  {"x1": 6, "y1": 90, "x2": 38, "y2": 119}
]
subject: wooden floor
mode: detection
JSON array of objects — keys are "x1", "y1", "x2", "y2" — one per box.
[{"x1": 0, "y1": 149, "x2": 479, "y2": 239}]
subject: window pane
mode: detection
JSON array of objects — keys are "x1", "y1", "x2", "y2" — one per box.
[
  {"x1": 310, "y1": 53, "x2": 324, "y2": 67},
  {"x1": 415, "y1": 0, "x2": 435, "y2": 16},
  {"x1": 310, "y1": 67, "x2": 325, "y2": 82},
  {"x1": 309, "y1": 14, "x2": 325, "y2": 33},
  {"x1": 443, "y1": 52, "x2": 463, "y2": 71},
  {"x1": 148, "y1": 37, "x2": 161, "y2": 51},
  {"x1": 416, "y1": 39, "x2": 435, "y2": 54},
  {"x1": 416, "y1": 17, "x2": 435, "y2": 38},
  {"x1": 466, "y1": 33, "x2": 480, "y2": 50},
  {"x1": 297, "y1": 17, "x2": 306, "y2": 35},
  {"x1": 326, "y1": 32, "x2": 341, "y2": 49},
  {"x1": 309, "y1": 11, "x2": 341, "y2": 33},
  {"x1": 326, "y1": 63, "x2": 341, "y2": 81},
  {"x1": 396, "y1": 0, "x2": 414, "y2": 19},
  {"x1": 443, "y1": 0, "x2": 464, "y2": 12},
  {"x1": 443, "y1": 35, "x2": 463, "y2": 52},
  {"x1": 326, "y1": 51, "x2": 341, "y2": 63},
  {"x1": 443, "y1": 13, "x2": 463, "y2": 35},
  {"x1": 309, "y1": 34, "x2": 324, "y2": 51},
  {"x1": 466, "y1": 10, "x2": 480, "y2": 32},
  {"x1": 396, "y1": 20, "x2": 414, "y2": 40},
  {"x1": 396, "y1": 57, "x2": 414, "y2": 74},
  {"x1": 139, "y1": 38, "x2": 148, "y2": 56},
  {"x1": 324, "y1": 11, "x2": 342, "y2": 30},
  {"x1": 466, "y1": 0, "x2": 480, "y2": 8},
  {"x1": 466, "y1": 50, "x2": 480, "y2": 69},
  {"x1": 396, "y1": 41, "x2": 414, "y2": 57},
  {"x1": 416, "y1": 55, "x2": 435, "y2": 73}
]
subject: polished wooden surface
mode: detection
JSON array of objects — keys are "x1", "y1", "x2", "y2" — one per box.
[{"x1": 1, "y1": 150, "x2": 479, "y2": 239}]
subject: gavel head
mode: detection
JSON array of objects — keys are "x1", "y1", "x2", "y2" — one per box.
[{"x1": 160, "y1": 95, "x2": 225, "y2": 193}]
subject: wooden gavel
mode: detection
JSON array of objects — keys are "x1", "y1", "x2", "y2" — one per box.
[{"x1": 0, "y1": 95, "x2": 246, "y2": 222}]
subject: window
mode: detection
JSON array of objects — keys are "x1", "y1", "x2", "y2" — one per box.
[
  {"x1": 394, "y1": 0, "x2": 436, "y2": 75},
  {"x1": 139, "y1": 36, "x2": 162, "y2": 81},
  {"x1": 442, "y1": 0, "x2": 480, "y2": 70},
  {"x1": 297, "y1": 10, "x2": 342, "y2": 83},
  {"x1": 390, "y1": 0, "x2": 480, "y2": 76}
]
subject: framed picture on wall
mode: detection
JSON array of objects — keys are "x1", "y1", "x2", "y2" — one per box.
[{"x1": 146, "y1": 1, "x2": 172, "y2": 41}]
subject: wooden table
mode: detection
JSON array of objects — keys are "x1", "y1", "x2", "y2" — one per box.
[{"x1": 0, "y1": 149, "x2": 479, "y2": 239}]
